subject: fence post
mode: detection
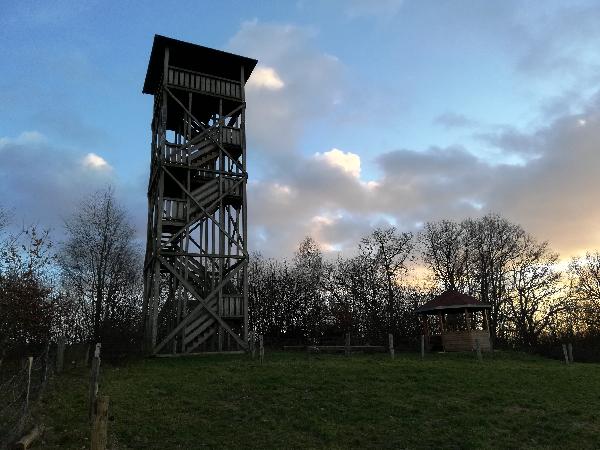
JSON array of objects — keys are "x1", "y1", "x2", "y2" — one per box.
[
  {"x1": 25, "y1": 356, "x2": 33, "y2": 410},
  {"x1": 388, "y1": 334, "x2": 395, "y2": 359},
  {"x1": 475, "y1": 339, "x2": 482, "y2": 361},
  {"x1": 56, "y1": 335, "x2": 66, "y2": 373},
  {"x1": 562, "y1": 344, "x2": 569, "y2": 364},
  {"x1": 345, "y1": 333, "x2": 351, "y2": 357},
  {"x1": 83, "y1": 343, "x2": 91, "y2": 367},
  {"x1": 249, "y1": 332, "x2": 256, "y2": 359},
  {"x1": 89, "y1": 343, "x2": 101, "y2": 421},
  {"x1": 90, "y1": 395, "x2": 109, "y2": 450},
  {"x1": 259, "y1": 335, "x2": 264, "y2": 364},
  {"x1": 567, "y1": 343, "x2": 574, "y2": 363},
  {"x1": 420, "y1": 335, "x2": 425, "y2": 359}
]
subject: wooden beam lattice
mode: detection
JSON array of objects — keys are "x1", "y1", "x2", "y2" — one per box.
[{"x1": 142, "y1": 38, "x2": 251, "y2": 355}]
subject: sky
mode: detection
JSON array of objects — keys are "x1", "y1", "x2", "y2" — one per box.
[{"x1": 1, "y1": 0, "x2": 599, "y2": 260}]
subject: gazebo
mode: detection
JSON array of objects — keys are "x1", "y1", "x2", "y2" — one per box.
[{"x1": 415, "y1": 290, "x2": 492, "y2": 352}]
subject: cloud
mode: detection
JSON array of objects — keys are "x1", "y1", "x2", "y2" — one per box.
[
  {"x1": 513, "y1": 2, "x2": 600, "y2": 79},
  {"x1": 314, "y1": 148, "x2": 361, "y2": 178},
  {"x1": 434, "y1": 112, "x2": 478, "y2": 129},
  {"x1": 228, "y1": 21, "x2": 344, "y2": 157},
  {"x1": 82, "y1": 152, "x2": 112, "y2": 171},
  {"x1": 0, "y1": 131, "x2": 115, "y2": 231},
  {"x1": 0, "y1": 130, "x2": 47, "y2": 147},
  {"x1": 246, "y1": 66, "x2": 285, "y2": 91},
  {"x1": 248, "y1": 88, "x2": 600, "y2": 260}
]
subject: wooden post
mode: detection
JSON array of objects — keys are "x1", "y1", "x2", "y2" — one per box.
[
  {"x1": 89, "y1": 343, "x2": 101, "y2": 420},
  {"x1": 90, "y1": 396, "x2": 109, "y2": 450},
  {"x1": 420, "y1": 335, "x2": 425, "y2": 359},
  {"x1": 25, "y1": 356, "x2": 33, "y2": 409},
  {"x1": 475, "y1": 339, "x2": 482, "y2": 361},
  {"x1": 345, "y1": 333, "x2": 351, "y2": 357},
  {"x1": 567, "y1": 343, "x2": 573, "y2": 363},
  {"x1": 83, "y1": 344, "x2": 90, "y2": 367},
  {"x1": 388, "y1": 333, "x2": 395, "y2": 359},
  {"x1": 259, "y1": 335, "x2": 264, "y2": 364},
  {"x1": 464, "y1": 308, "x2": 471, "y2": 330},
  {"x1": 15, "y1": 424, "x2": 45, "y2": 450},
  {"x1": 562, "y1": 344, "x2": 569, "y2": 364},
  {"x1": 249, "y1": 331, "x2": 255, "y2": 359},
  {"x1": 56, "y1": 335, "x2": 65, "y2": 373}
]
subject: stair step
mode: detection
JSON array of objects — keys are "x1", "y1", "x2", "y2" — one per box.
[
  {"x1": 185, "y1": 327, "x2": 216, "y2": 353},
  {"x1": 184, "y1": 313, "x2": 216, "y2": 346}
]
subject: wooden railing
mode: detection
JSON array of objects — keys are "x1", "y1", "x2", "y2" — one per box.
[
  {"x1": 221, "y1": 126, "x2": 241, "y2": 146},
  {"x1": 222, "y1": 176, "x2": 243, "y2": 197},
  {"x1": 163, "y1": 198, "x2": 187, "y2": 221},
  {"x1": 163, "y1": 126, "x2": 242, "y2": 164},
  {"x1": 221, "y1": 295, "x2": 244, "y2": 317},
  {"x1": 167, "y1": 66, "x2": 242, "y2": 100}
]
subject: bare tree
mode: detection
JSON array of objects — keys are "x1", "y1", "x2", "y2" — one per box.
[
  {"x1": 420, "y1": 220, "x2": 471, "y2": 293},
  {"x1": 463, "y1": 214, "x2": 524, "y2": 345},
  {"x1": 293, "y1": 237, "x2": 327, "y2": 342},
  {"x1": 568, "y1": 251, "x2": 600, "y2": 332},
  {"x1": 504, "y1": 235, "x2": 565, "y2": 346},
  {"x1": 59, "y1": 188, "x2": 142, "y2": 346},
  {"x1": 359, "y1": 227, "x2": 414, "y2": 335}
]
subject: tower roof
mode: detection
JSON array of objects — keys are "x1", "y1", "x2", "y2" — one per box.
[
  {"x1": 143, "y1": 34, "x2": 258, "y2": 95},
  {"x1": 414, "y1": 290, "x2": 491, "y2": 315}
]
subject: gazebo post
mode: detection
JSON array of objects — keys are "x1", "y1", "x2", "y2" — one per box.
[
  {"x1": 464, "y1": 308, "x2": 471, "y2": 331},
  {"x1": 438, "y1": 312, "x2": 445, "y2": 351},
  {"x1": 422, "y1": 315, "x2": 427, "y2": 349}
]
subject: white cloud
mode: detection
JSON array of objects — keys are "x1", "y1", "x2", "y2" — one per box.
[
  {"x1": 246, "y1": 66, "x2": 285, "y2": 91},
  {"x1": 0, "y1": 132, "x2": 116, "y2": 232},
  {"x1": 228, "y1": 21, "x2": 344, "y2": 157},
  {"x1": 0, "y1": 130, "x2": 47, "y2": 148},
  {"x1": 314, "y1": 148, "x2": 361, "y2": 178},
  {"x1": 82, "y1": 152, "x2": 111, "y2": 171}
]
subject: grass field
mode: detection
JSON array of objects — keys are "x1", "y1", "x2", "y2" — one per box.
[{"x1": 37, "y1": 351, "x2": 600, "y2": 449}]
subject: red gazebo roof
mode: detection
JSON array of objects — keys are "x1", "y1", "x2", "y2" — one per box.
[{"x1": 414, "y1": 290, "x2": 491, "y2": 315}]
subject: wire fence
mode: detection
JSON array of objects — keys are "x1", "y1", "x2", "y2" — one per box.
[{"x1": 0, "y1": 344, "x2": 54, "y2": 448}]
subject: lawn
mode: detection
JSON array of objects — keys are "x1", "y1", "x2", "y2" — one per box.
[{"x1": 37, "y1": 351, "x2": 600, "y2": 449}]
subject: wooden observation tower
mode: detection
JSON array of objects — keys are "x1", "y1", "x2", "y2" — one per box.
[{"x1": 141, "y1": 35, "x2": 257, "y2": 355}]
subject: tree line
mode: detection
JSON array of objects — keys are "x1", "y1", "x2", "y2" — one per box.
[
  {"x1": 250, "y1": 215, "x2": 600, "y2": 352},
  {"x1": 2, "y1": 187, "x2": 600, "y2": 358}
]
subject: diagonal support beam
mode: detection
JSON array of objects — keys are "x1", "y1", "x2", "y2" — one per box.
[
  {"x1": 165, "y1": 87, "x2": 245, "y2": 174},
  {"x1": 153, "y1": 257, "x2": 247, "y2": 354},
  {"x1": 162, "y1": 166, "x2": 246, "y2": 254}
]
